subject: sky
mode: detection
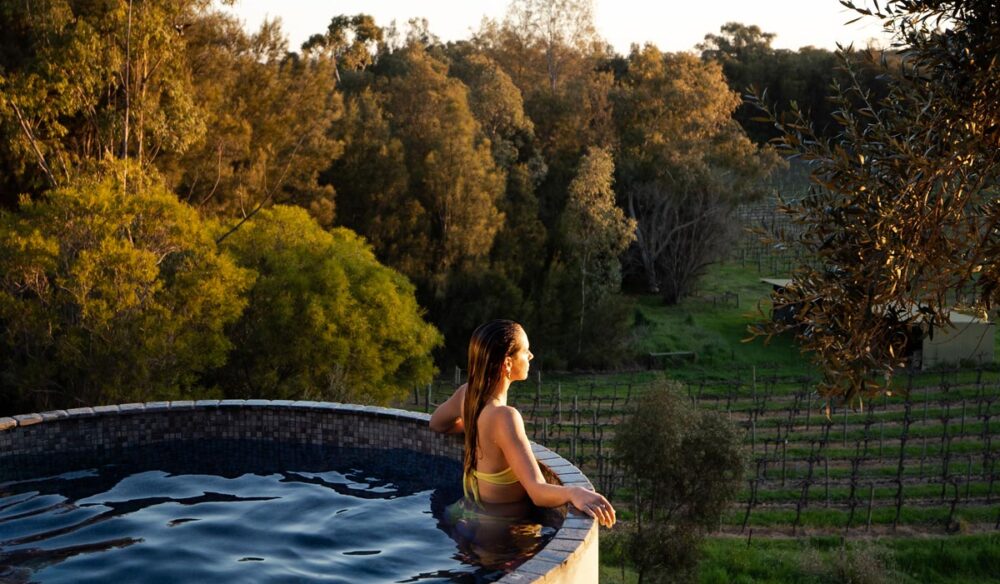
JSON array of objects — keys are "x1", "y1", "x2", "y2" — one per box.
[{"x1": 218, "y1": 0, "x2": 893, "y2": 55}]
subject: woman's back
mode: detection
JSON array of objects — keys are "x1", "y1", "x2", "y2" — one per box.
[{"x1": 472, "y1": 403, "x2": 528, "y2": 504}]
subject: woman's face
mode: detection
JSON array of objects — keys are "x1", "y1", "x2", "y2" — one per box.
[{"x1": 507, "y1": 328, "x2": 534, "y2": 382}]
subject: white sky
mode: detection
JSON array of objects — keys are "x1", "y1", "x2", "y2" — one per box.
[{"x1": 218, "y1": 1, "x2": 892, "y2": 54}]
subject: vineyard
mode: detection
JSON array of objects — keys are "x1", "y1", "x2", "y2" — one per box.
[{"x1": 416, "y1": 364, "x2": 1000, "y2": 537}]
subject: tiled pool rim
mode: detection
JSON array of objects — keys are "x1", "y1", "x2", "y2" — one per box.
[{"x1": 0, "y1": 401, "x2": 599, "y2": 584}]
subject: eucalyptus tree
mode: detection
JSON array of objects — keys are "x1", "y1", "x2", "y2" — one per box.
[
  {"x1": 562, "y1": 147, "x2": 636, "y2": 353},
  {"x1": 170, "y1": 13, "x2": 343, "y2": 226},
  {"x1": 438, "y1": 49, "x2": 549, "y2": 354},
  {"x1": 503, "y1": 0, "x2": 600, "y2": 91},
  {"x1": 301, "y1": 14, "x2": 382, "y2": 85},
  {"x1": 0, "y1": 0, "x2": 228, "y2": 204},
  {"x1": 698, "y1": 21, "x2": 887, "y2": 144},
  {"x1": 614, "y1": 46, "x2": 781, "y2": 302},
  {"x1": 328, "y1": 44, "x2": 504, "y2": 303}
]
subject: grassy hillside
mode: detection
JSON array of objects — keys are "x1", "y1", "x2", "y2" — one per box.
[{"x1": 631, "y1": 262, "x2": 815, "y2": 379}]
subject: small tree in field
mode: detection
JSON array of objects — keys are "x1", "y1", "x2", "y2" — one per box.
[{"x1": 615, "y1": 384, "x2": 746, "y2": 583}]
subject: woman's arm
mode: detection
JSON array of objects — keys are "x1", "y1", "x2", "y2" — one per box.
[
  {"x1": 494, "y1": 406, "x2": 616, "y2": 527},
  {"x1": 429, "y1": 383, "x2": 466, "y2": 434}
]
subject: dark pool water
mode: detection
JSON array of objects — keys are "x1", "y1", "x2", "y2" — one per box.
[{"x1": 0, "y1": 442, "x2": 558, "y2": 583}]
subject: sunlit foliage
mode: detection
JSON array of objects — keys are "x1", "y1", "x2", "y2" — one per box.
[
  {"x1": 614, "y1": 47, "x2": 783, "y2": 303},
  {"x1": 218, "y1": 205, "x2": 442, "y2": 404},
  {"x1": 0, "y1": 165, "x2": 251, "y2": 412}
]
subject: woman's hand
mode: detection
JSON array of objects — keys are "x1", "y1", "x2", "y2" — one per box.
[{"x1": 568, "y1": 486, "x2": 616, "y2": 528}]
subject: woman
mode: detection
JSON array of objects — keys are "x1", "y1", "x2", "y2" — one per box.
[{"x1": 430, "y1": 320, "x2": 616, "y2": 528}]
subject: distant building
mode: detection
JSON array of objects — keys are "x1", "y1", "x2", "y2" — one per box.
[
  {"x1": 760, "y1": 278, "x2": 994, "y2": 369},
  {"x1": 918, "y1": 311, "x2": 994, "y2": 369}
]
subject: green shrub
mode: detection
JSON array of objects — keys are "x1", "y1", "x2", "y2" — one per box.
[
  {"x1": 218, "y1": 205, "x2": 441, "y2": 403},
  {"x1": 615, "y1": 383, "x2": 747, "y2": 583},
  {"x1": 0, "y1": 170, "x2": 251, "y2": 413}
]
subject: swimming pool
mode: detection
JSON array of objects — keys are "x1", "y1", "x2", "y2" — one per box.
[
  {"x1": 0, "y1": 402, "x2": 599, "y2": 583},
  {"x1": 0, "y1": 442, "x2": 558, "y2": 582}
]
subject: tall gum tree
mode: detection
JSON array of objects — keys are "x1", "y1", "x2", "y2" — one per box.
[
  {"x1": 358, "y1": 45, "x2": 505, "y2": 301},
  {"x1": 614, "y1": 46, "x2": 782, "y2": 303},
  {"x1": 503, "y1": 0, "x2": 600, "y2": 91},
  {"x1": 0, "y1": 0, "x2": 225, "y2": 203},
  {"x1": 562, "y1": 147, "x2": 636, "y2": 354},
  {"x1": 170, "y1": 14, "x2": 343, "y2": 226}
]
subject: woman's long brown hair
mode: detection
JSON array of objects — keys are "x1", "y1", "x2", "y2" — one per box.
[{"x1": 463, "y1": 320, "x2": 522, "y2": 499}]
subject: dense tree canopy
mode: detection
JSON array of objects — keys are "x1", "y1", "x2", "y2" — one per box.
[
  {"x1": 0, "y1": 0, "x2": 847, "y2": 411},
  {"x1": 698, "y1": 21, "x2": 892, "y2": 144},
  {"x1": 0, "y1": 0, "x2": 217, "y2": 203},
  {"x1": 170, "y1": 14, "x2": 343, "y2": 225},
  {"x1": 218, "y1": 206, "x2": 441, "y2": 404}
]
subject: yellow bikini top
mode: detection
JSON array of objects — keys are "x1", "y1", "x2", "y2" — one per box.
[{"x1": 463, "y1": 466, "x2": 519, "y2": 504}]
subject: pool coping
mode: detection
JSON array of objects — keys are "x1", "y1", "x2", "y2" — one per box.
[{"x1": 0, "y1": 400, "x2": 598, "y2": 583}]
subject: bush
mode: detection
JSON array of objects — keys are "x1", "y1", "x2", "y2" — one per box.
[
  {"x1": 0, "y1": 171, "x2": 251, "y2": 414},
  {"x1": 614, "y1": 383, "x2": 746, "y2": 583},
  {"x1": 218, "y1": 205, "x2": 441, "y2": 403}
]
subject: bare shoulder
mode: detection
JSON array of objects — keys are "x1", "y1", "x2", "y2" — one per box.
[
  {"x1": 485, "y1": 405, "x2": 523, "y2": 428},
  {"x1": 480, "y1": 403, "x2": 521, "y2": 420}
]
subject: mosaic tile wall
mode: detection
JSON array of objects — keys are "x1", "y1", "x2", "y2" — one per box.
[{"x1": 1, "y1": 402, "x2": 463, "y2": 472}]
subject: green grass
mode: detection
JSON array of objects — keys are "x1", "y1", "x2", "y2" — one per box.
[
  {"x1": 747, "y1": 481, "x2": 997, "y2": 504},
  {"x1": 890, "y1": 535, "x2": 1000, "y2": 583},
  {"x1": 750, "y1": 419, "x2": 1000, "y2": 444},
  {"x1": 631, "y1": 260, "x2": 1000, "y2": 389},
  {"x1": 598, "y1": 534, "x2": 1000, "y2": 584},
  {"x1": 766, "y1": 459, "x2": 992, "y2": 481},
  {"x1": 631, "y1": 262, "x2": 816, "y2": 379},
  {"x1": 729, "y1": 505, "x2": 999, "y2": 528},
  {"x1": 781, "y1": 436, "x2": 997, "y2": 459},
  {"x1": 697, "y1": 535, "x2": 1000, "y2": 584}
]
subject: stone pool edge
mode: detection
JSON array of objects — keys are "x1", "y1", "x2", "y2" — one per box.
[{"x1": 0, "y1": 400, "x2": 598, "y2": 584}]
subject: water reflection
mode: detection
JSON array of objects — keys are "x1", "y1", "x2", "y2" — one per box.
[{"x1": 428, "y1": 487, "x2": 560, "y2": 577}]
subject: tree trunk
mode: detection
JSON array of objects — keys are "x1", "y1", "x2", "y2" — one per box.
[
  {"x1": 577, "y1": 254, "x2": 588, "y2": 355},
  {"x1": 627, "y1": 189, "x2": 659, "y2": 293},
  {"x1": 545, "y1": 41, "x2": 557, "y2": 91}
]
